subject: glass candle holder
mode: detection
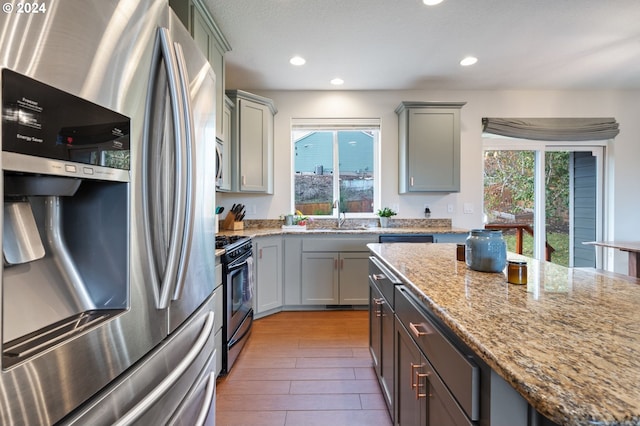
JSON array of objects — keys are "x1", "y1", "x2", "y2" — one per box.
[{"x1": 507, "y1": 260, "x2": 527, "y2": 285}]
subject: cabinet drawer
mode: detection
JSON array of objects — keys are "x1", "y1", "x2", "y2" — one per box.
[
  {"x1": 395, "y1": 286, "x2": 479, "y2": 421},
  {"x1": 368, "y1": 256, "x2": 399, "y2": 308},
  {"x1": 303, "y1": 236, "x2": 376, "y2": 252},
  {"x1": 417, "y1": 331, "x2": 474, "y2": 426}
]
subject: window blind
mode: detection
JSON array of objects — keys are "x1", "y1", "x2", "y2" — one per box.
[{"x1": 482, "y1": 117, "x2": 619, "y2": 141}]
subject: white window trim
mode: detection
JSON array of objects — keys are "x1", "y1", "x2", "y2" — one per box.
[
  {"x1": 482, "y1": 138, "x2": 607, "y2": 266},
  {"x1": 291, "y1": 118, "x2": 381, "y2": 218}
]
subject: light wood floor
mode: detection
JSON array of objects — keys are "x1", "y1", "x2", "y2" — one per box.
[{"x1": 215, "y1": 310, "x2": 392, "y2": 426}]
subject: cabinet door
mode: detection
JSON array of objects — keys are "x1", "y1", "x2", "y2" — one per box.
[
  {"x1": 433, "y1": 233, "x2": 467, "y2": 244},
  {"x1": 239, "y1": 98, "x2": 271, "y2": 192},
  {"x1": 216, "y1": 99, "x2": 232, "y2": 192},
  {"x1": 283, "y1": 236, "x2": 303, "y2": 305},
  {"x1": 397, "y1": 102, "x2": 464, "y2": 193},
  {"x1": 301, "y1": 252, "x2": 339, "y2": 304},
  {"x1": 191, "y1": 9, "x2": 211, "y2": 61},
  {"x1": 369, "y1": 282, "x2": 383, "y2": 373},
  {"x1": 395, "y1": 317, "x2": 426, "y2": 426},
  {"x1": 407, "y1": 108, "x2": 460, "y2": 192},
  {"x1": 339, "y1": 252, "x2": 370, "y2": 304},
  {"x1": 371, "y1": 280, "x2": 394, "y2": 417},
  {"x1": 255, "y1": 237, "x2": 282, "y2": 314},
  {"x1": 380, "y1": 298, "x2": 395, "y2": 416}
]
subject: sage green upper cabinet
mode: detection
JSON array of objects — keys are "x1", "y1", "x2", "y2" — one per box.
[
  {"x1": 216, "y1": 96, "x2": 233, "y2": 192},
  {"x1": 226, "y1": 90, "x2": 277, "y2": 193},
  {"x1": 396, "y1": 102, "x2": 466, "y2": 193},
  {"x1": 170, "y1": 0, "x2": 231, "y2": 141}
]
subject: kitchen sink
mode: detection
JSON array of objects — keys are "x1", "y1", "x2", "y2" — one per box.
[{"x1": 307, "y1": 225, "x2": 377, "y2": 232}]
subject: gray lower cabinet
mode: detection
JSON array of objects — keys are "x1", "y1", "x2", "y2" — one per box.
[
  {"x1": 369, "y1": 257, "x2": 397, "y2": 421},
  {"x1": 254, "y1": 236, "x2": 283, "y2": 316},
  {"x1": 300, "y1": 236, "x2": 376, "y2": 306},
  {"x1": 396, "y1": 101, "x2": 466, "y2": 193},
  {"x1": 300, "y1": 251, "x2": 368, "y2": 305},
  {"x1": 395, "y1": 316, "x2": 427, "y2": 425},
  {"x1": 338, "y1": 252, "x2": 370, "y2": 304},
  {"x1": 395, "y1": 285, "x2": 477, "y2": 426},
  {"x1": 301, "y1": 252, "x2": 339, "y2": 304},
  {"x1": 433, "y1": 232, "x2": 468, "y2": 244},
  {"x1": 283, "y1": 236, "x2": 303, "y2": 305}
]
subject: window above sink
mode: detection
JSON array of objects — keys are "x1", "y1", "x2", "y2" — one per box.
[{"x1": 291, "y1": 118, "x2": 381, "y2": 219}]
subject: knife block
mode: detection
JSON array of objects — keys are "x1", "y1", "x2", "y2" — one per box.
[{"x1": 222, "y1": 212, "x2": 244, "y2": 230}]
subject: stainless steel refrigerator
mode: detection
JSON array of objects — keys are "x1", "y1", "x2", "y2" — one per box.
[{"x1": 0, "y1": 1, "x2": 218, "y2": 424}]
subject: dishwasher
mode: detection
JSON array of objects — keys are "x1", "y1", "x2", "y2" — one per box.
[{"x1": 378, "y1": 234, "x2": 434, "y2": 243}]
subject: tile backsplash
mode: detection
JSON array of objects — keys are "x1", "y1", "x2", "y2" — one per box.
[{"x1": 243, "y1": 218, "x2": 452, "y2": 229}]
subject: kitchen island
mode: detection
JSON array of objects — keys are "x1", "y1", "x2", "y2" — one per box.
[{"x1": 368, "y1": 242, "x2": 640, "y2": 426}]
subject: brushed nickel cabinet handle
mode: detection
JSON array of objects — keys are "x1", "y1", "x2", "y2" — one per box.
[
  {"x1": 372, "y1": 273, "x2": 386, "y2": 281},
  {"x1": 410, "y1": 176, "x2": 414, "y2": 186}
]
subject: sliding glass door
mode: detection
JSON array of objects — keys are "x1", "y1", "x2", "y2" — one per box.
[{"x1": 483, "y1": 140, "x2": 604, "y2": 267}]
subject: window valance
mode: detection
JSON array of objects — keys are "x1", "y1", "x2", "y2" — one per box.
[{"x1": 482, "y1": 117, "x2": 619, "y2": 141}]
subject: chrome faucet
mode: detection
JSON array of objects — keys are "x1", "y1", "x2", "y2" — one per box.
[{"x1": 333, "y1": 200, "x2": 346, "y2": 228}]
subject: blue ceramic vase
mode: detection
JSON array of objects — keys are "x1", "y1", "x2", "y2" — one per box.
[{"x1": 465, "y1": 229, "x2": 507, "y2": 272}]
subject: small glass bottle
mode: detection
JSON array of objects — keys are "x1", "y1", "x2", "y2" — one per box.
[{"x1": 507, "y1": 260, "x2": 527, "y2": 285}]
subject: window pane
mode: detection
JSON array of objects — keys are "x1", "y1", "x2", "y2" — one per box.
[
  {"x1": 293, "y1": 124, "x2": 378, "y2": 217},
  {"x1": 484, "y1": 150, "x2": 535, "y2": 256},
  {"x1": 484, "y1": 149, "x2": 597, "y2": 267},
  {"x1": 338, "y1": 131, "x2": 374, "y2": 213},
  {"x1": 294, "y1": 131, "x2": 334, "y2": 215}
]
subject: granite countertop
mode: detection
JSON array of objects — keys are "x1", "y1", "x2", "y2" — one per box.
[
  {"x1": 217, "y1": 218, "x2": 468, "y2": 238},
  {"x1": 219, "y1": 226, "x2": 468, "y2": 238},
  {"x1": 368, "y1": 242, "x2": 640, "y2": 426}
]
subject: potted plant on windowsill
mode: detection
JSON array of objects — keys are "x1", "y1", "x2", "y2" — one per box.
[{"x1": 376, "y1": 207, "x2": 397, "y2": 228}]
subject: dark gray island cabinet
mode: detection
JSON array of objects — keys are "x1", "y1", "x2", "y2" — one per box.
[
  {"x1": 369, "y1": 242, "x2": 640, "y2": 426},
  {"x1": 370, "y1": 257, "x2": 541, "y2": 426}
]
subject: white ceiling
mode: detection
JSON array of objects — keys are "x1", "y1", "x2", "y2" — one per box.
[{"x1": 204, "y1": 0, "x2": 640, "y2": 91}]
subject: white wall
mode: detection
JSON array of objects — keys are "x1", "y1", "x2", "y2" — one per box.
[{"x1": 218, "y1": 89, "x2": 640, "y2": 271}]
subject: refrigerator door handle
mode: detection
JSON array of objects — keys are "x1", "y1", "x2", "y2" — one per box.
[
  {"x1": 194, "y1": 371, "x2": 216, "y2": 426},
  {"x1": 171, "y1": 41, "x2": 196, "y2": 302},
  {"x1": 112, "y1": 311, "x2": 215, "y2": 426},
  {"x1": 142, "y1": 27, "x2": 188, "y2": 309}
]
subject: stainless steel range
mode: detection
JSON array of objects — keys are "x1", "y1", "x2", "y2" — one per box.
[{"x1": 216, "y1": 235, "x2": 254, "y2": 373}]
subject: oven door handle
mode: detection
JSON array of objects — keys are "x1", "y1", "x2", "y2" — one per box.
[{"x1": 228, "y1": 257, "x2": 252, "y2": 272}]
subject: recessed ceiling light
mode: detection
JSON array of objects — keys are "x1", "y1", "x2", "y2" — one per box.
[
  {"x1": 460, "y1": 56, "x2": 478, "y2": 66},
  {"x1": 423, "y1": 0, "x2": 444, "y2": 5},
  {"x1": 330, "y1": 78, "x2": 344, "y2": 85},
  {"x1": 289, "y1": 56, "x2": 306, "y2": 66}
]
